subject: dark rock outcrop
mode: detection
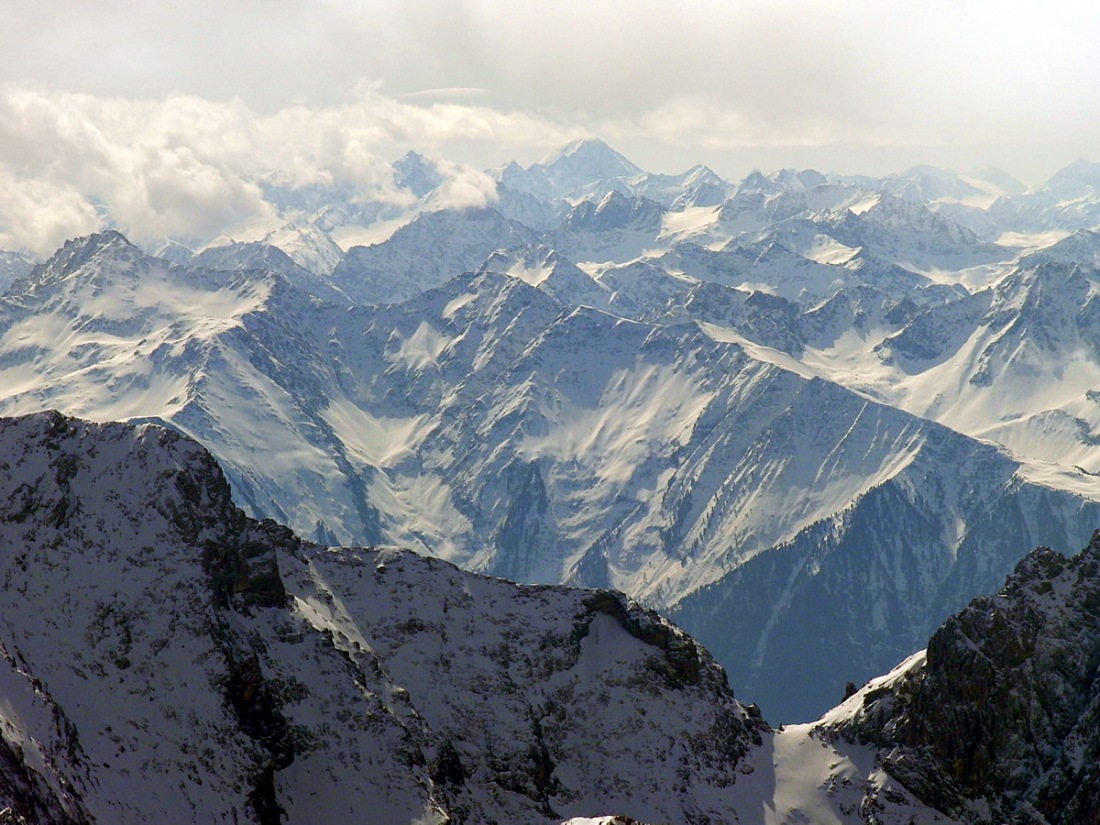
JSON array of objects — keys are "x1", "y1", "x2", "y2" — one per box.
[{"x1": 832, "y1": 530, "x2": 1100, "y2": 823}]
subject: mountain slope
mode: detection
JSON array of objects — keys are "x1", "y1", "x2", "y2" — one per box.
[
  {"x1": 672, "y1": 455, "x2": 1100, "y2": 721},
  {"x1": 781, "y1": 254, "x2": 1100, "y2": 486},
  {"x1": 0, "y1": 232, "x2": 386, "y2": 546}
]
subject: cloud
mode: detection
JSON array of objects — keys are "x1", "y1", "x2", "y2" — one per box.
[
  {"x1": 421, "y1": 157, "x2": 500, "y2": 211},
  {"x1": 400, "y1": 88, "x2": 491, "y2": 101},
  {"x1": 0, "y1": 168, "x2": 103, "y2": 257},
  {"x1": 10, "y1": 1, "x2": 1100, "y2": 138},
  {"x1": 0, "y1": 88, "x2": 276, "y2": 253},
  {"x1": 0, "y1": 83, "x2": 583, "y2": 256},
  {"x1": 602, "y1": 96, "x2": 862, "y2": 153}
]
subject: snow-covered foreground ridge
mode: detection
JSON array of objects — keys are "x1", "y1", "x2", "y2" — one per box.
[
  {"x1": 828, "y1": 529, "x2": 1100, "y2": 823},
  {"x1": 5, "y1": 410, "x2": 1100, "y2": 823},
  {"x1": 0, "y1": 409, "x2": 753, "y2": 823}
]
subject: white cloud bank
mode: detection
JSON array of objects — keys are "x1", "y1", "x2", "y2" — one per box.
[{"x1": 0, "y1": 84, "x2": 585, "y2": 256}]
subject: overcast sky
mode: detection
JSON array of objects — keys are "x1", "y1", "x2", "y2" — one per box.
[{"x1": 3, "y1": 1, "x2": 1099, "y2": 253}]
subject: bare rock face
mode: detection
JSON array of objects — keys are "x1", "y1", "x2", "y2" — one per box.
[
  {"x1": 0, "y1": 411, "x2": 764, "y2": 824},
  {"x1": 831, "y1": 530, "x2": 1100, "y2": 823}
]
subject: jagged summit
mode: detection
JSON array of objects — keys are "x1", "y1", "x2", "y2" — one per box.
[
  {"x1": 509, "y1": 139, "x2": 645, "y2": 201},
  {"x1": 64, "y1": 229, "x2": 132, "y2": 252},
  {"x1": 561, "y1": 189, "x2": 665, "y2": 232},
  {"x1": 737, "y1": 169, "x2": 778, "y2": 195},
  {"x1": 53, "y1": 230, "x2": 144, "y2": 267},
  {"x1": 3, "y1": 230, "x2": 152, "y2": 299},
  {"x1": 393, "y1": 149, "x2": 445, "y2": 198},
  {"x1": 729, "y1": 166, "x2": 815, "y2": 193},
  {"x1": 679, "y1": 163, "x2": 725, "y2": 187}
]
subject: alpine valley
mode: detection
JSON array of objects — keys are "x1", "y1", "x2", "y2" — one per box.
[{"x1": 3, "y1": 140, "x2": 1100, "y2": 739}]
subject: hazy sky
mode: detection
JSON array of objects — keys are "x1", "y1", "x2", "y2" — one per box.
[{"x1": 3, "y1": 1, "x2": 1099, "y2": 253}]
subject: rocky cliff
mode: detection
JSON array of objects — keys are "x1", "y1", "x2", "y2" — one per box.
[{"x1": 828, "y1": 531, "x2": 1100, "y2": 823}]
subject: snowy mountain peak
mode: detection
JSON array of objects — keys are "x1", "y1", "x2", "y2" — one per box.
[
  {"x1": 1041, "y1": 157, "x2": 1100, "y2": 194},
  {"x1": 1019, "y1": 227, "x2": 1100, "y2": 268},
  {"x1": 47, "y1": 229, "x2": 134, "y2": 266},
  {"x1": 521, "y1": 139, "x2": 645, "y2": 200},
  {"x1": 968, "y1": 165, "x2": 1026, "y2": 195},
  {"x1": 537, "y1": 138, "x2": 640, "y2": 175},
  {"x1": 151, "y1": 237, "x2": 196, "y2": 264},
  {"x1": 393, "y1": 150, "x2": 445, "y2": 198},
  {"x1": 194, "y1": 239, "x2": 300, "y2": 272},
  {"x1": 561, "y1": 190, "x2": 665, "y2": 232},
  {"x1": 20, "y1": 230, "x2": 141, "y2": 292},
  {"x1": 680, "y1": 163, "x2": 724, "y2": 187},
  {"x1": 734, "y1": 168, "x2": 825, "y2": 198},
  {"x1": 200, "y1": 216, "x2": 346, "y2": 276},
  {"x1": 737, "y1": 170, "x2": 777, "y2": 195},
  {"x1": 901, "y1": 163, "x2": 956, "y2": 181}
]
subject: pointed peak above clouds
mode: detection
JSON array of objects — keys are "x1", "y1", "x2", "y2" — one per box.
[
  {"x1": 536, "y1": 138, "x2": 642, "y2": 176},
  {"x1": 393, "y1": 150, "x2": 445, "y2": 198},
  {"x1": 499, "y1": 139, "x2": 646, "y2": 202}
]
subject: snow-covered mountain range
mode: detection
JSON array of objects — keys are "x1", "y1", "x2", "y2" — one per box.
[{"x1": 5, "y1": 140, "x2": 1100, "y2": 722}]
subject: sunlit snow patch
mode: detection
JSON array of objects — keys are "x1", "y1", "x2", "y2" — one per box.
[
  {"x1": 804, "y1": 236, "x2": 860, "y2": 265},
  {"x1": 385, "y1": 321, "x2": 453, "y2": 371}
]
